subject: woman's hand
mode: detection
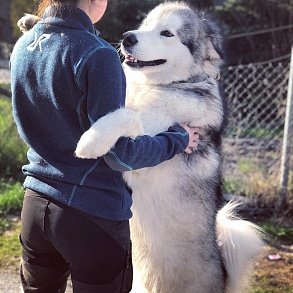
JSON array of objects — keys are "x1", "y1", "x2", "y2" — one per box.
[{"x1": 180, "y1": 124, "x2": 201, "y2": 154}]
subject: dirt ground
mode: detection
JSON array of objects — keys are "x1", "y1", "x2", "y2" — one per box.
[
  {"x1": 0, "y1": 245, "x2": 292, "y2": 292},
  {"x1": 251, "y1": 245, "x2": 293, "y2": 293},
  {"x1": 1, "y1": 231, "x2": 292, "y2": 292}
]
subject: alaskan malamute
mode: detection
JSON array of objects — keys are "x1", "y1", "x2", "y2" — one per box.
[{"x1": 19, "y1": 2, "x2": 263, "y2": 293}]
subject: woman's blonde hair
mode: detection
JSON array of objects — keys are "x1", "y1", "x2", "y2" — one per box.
[{"x1": 37, "y1": 0, "x2": 79, "y2": 17}]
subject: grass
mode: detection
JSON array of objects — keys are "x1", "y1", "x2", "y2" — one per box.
[
  {"x1": 251, "y1": 246, "x2": 293, "y2": 293},
  {"x1": 242, "y1": 127, "x2": 283, "y2": 139},
  {"x1": 260, "y1": 222, "x2": 293, "y2": 244},
  {"x1": 0, "y1": 181, "x2": 24, "y2": 217},
  {"x1": 0, "y1": 84, "x2": 23, "y2": 269},
  {"x1": 223, "y1": 172, "x2": 278, "y2": 198},
  {"x1": 223, "y1": 158, "x2": 281, "y2": 199},
  {"x1": 0, "y1": 181, "x2": 23, "y2": 235},
  {"x1": 0, "y1": 96, "x2": 28, "y2": 180},
  {"x1": 223, "y1": 177, "x2": 247, "y2": 195},
  {"x1": 225, "y1": 127, "x2": 283, "y2": 139},
  {"x1": 0, "y1": 83, "x2": 292, "y2": 290},
  {"x1": 0, "y1": 216, "x2": 292, "y2": 290},
  {"x1": 0, "y1": 220, "x2": 21, "y2": 269},
  {"x1": 0, "y1": 83, "x2": 10, "y2": 91}
]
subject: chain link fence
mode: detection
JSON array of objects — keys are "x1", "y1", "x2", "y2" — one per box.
[
  {"x1": 221, "y1": 59, "x2": 292, "y2": 199},
  {"x1": 1, "y1": 42, "x2": 292, "y2": 200}
]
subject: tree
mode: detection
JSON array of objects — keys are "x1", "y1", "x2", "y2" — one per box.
[
  {"x1": 10, "y1": 0, "x2": 36, "y2": 39},
  {"x1": 96, "y1": 0, "x2": 163, "y2": 43},
  {"x1": 211, "y1": 0, "x2": 293, "y2": 64},
  {"x1": 97, "y1": 0, "x2": 293, "y2": 65},
  {"x1": 7, "y1": 0, "x2": 293, "y2": 65}
]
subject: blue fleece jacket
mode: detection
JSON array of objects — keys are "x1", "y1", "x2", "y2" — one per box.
[{"x1": 10, "y1": 6, "x2": 189, "y2": 220}]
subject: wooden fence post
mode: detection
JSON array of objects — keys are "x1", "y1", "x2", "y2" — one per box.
[{"x1": 279, "y1": 46, "x2": 293, "y2": 208}]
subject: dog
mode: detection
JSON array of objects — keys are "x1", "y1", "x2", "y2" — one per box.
[{"x1": 19, "y1": 2, "x2": 263, "y2": 292}]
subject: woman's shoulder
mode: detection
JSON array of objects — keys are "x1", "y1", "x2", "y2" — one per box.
[{"x1": 70, "y1": 30, "x2": 117, "y2": 57}]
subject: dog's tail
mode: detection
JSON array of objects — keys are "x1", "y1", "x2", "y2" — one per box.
[{"x1": 216, "y1": 202, "x2": 263, "y2": 293}]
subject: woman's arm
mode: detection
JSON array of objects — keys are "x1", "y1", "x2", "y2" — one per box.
[
  {"x1": 103, "y1": 125, "x2": 190, "y2": 171},
  {"x1": 76, "y1": 46, "x2": 196, "y2": 171}
]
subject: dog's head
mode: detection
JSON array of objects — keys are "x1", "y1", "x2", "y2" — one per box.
[{"x1": 121, "y1": 2, "x2": 223, "y2": 85}]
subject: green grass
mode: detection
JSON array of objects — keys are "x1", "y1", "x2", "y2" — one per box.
[
  {"x1": 0, "y1": 84, "x2": 24, "y2": 268},
  {"x1": 0, "y1": 218, "x2": 10, "y2": 235},
  {"x1": 237, "y1": 158, "x2": 259, "y2": 175},
  {"x1": 0, "y1": 221, "x2": 21, "y2": 269},
  {"x1": 0, "y1": 83, "x2": 11, "y2": 91},
  {"x1": 242, "y1": 127, "x2": 283, "y2": 139},
  {"x1": 0, "y1": 84, "x2": 25, "y2": 238},
  {"x1": 0, "y1": 181, "x2": 23, "y2": 268},
  {"x1": 0, "y1": 180, "x2": 23, "y2": 234},
  {"x1": 250, "y1": 284, "x2": 293, "y2": 293},
  {"x1": 0, "y1": 181, "x2": 24, "y2": 217},
  {"x1": 259, "y1": 222, "x2": 293, "y2": 244},
  {"x1": 0, "y1": 90, "x2": 28, "y2": 180},
  {"x1": 0, "y1": 84, "x2": 292, "y2": 289},
  {"x1": 224, "y1": 158, "x2": 281, "y2": 198},
  {"x1": 223, "y1": 177, "x2": 247, "y2": 195},
  {"x1": 225, "y1": 127, "x2": 283, "y2": 139}
]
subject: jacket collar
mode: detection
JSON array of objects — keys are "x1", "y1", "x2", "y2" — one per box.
[{"x1": 40, "y1": 5, "x2": 96, "y2": 34}]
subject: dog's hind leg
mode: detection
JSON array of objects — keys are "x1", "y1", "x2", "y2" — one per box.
[{"x1": 130, "y1": 267, "x2": 149, "y2": 293}]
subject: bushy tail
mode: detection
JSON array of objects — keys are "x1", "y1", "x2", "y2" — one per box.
[{"x1": 216, "y1": 202, "x2": 263, "y2": 293}]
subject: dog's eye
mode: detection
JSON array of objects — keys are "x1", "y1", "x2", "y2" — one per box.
[{"x1": 160, "y1": 30, "x2": 174, "y2": 37}]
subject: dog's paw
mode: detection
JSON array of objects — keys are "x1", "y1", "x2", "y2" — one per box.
[
  {"x1": 75, "y1": 108, "x2": 144, "y2": 159},
  {"x1": 17, "y1": 14, "x2": 40, "y2": 33},
  {"x1": 75, "y1": 128, "x2": 113, "y2": 159},
  {"x1": 75, "y1": 128, "x2": 106, "y2": 159}
]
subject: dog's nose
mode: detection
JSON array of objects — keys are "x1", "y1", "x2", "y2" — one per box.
[{"x1": 122, "y1": 32, "x2": 138, "y2": 47}]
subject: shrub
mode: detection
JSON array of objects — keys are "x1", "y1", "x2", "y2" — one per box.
[
  {"x1": 0, "y1": 181, "x2": 24, "y2": 216},
  {"x1": 0, "y1": 92, "x2": 27, "y2": 180}
]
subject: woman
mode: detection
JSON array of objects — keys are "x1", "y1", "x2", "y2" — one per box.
[{"x1": 10, "y1": 0, "x2": 199, "y2": 292}]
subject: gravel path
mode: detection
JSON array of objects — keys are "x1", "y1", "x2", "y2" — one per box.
[
  {"x1": 0, "y1": 269, "x2": 73, "y2": 292},
  {"x1": 0, "y1": 270, "x2": 21, "y2": 293}
]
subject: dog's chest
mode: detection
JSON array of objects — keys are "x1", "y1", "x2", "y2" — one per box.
[{"x1": 126, "y1": 84, "x2": 185, "y2": 134}]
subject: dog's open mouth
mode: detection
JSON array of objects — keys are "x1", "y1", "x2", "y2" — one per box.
[{"x1": 125, "y1": 55, "x2": 166, "y2": 68}]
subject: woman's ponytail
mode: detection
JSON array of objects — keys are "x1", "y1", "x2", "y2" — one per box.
[{"x1": 37, "y1": 0, "x2": 79, "y2": 17}]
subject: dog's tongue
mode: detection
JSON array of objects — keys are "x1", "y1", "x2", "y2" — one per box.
[{"x1": 126, "y1": 55, "x2": 138, "y2": 62}]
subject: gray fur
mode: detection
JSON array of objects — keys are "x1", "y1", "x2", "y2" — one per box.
[{"x1": 18, "y1": 3, "x2": 262, "y2": 292}]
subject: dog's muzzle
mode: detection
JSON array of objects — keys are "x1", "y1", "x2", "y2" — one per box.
[{"x1": 122, "y1": 31, "x2": 167, "y2": 69}]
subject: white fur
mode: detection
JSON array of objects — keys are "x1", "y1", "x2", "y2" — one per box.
[
  {"x1": 75, "y1": 109, "x2": 143, "y2": 158},
  {"x1": 74, "y1": 2, "x2": 263, "y2": 292},
  {"x1": 121, "y1": 8, "x2": 200, "y2": 85},
  {"x1": 17, "y1": 5, "x2": 263, "y2": 293},
  {"x1": 217, "y1": 202, "x2": 264, "y2": 293}
]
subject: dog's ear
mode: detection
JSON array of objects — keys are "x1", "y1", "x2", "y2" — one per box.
[
  {"x1": 201, "y1": 18, "x2": 224, "y2": 79},
  {"x1": 17, "y1": 14, "x2": 40, "y2": 33},
  {"x1": 202, "y1": 18, "x2": 224, "y2": 62}
]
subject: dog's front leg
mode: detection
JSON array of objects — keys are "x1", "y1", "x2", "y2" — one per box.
[{"x1": 75, "y1": 108, "x2": 144, "y2": 159}]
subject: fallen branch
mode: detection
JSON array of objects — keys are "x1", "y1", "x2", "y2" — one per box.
[{"x1": 263, "y1": 235, "x2": 293, "y2": 253}]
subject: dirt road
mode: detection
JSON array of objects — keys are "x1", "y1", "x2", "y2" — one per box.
[{"x1": 0, "y1": 269, "x2": 73, "y2": 293}]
